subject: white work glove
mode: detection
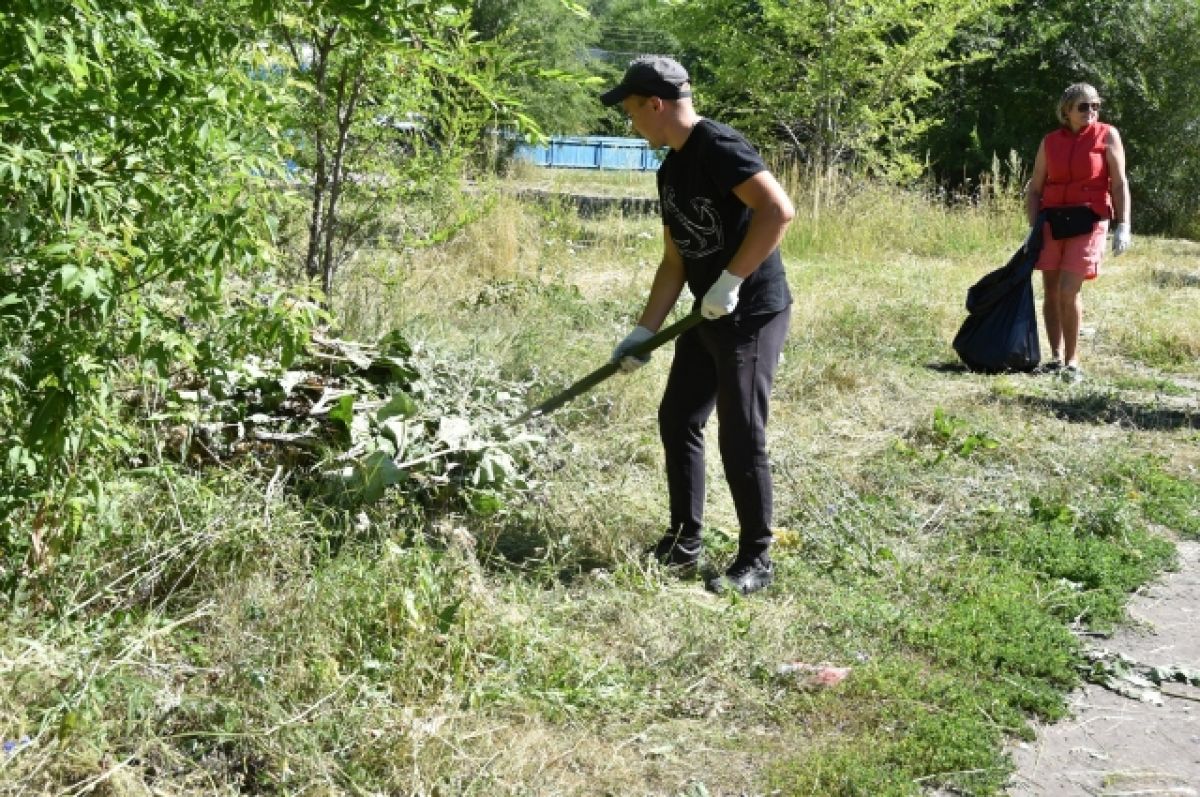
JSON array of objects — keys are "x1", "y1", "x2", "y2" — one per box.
[
  {"x1": 701, "y1": 270, "x2": 744, "y2": 319},
  {"x1": 612, "y1": 325, "x2": 655, "y2": 373},
  {"x1": 1112, "y1": 222, "x2": 1131, "y2": 256}
]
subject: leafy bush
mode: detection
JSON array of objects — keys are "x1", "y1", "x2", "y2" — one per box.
[{"x1": 0, "y1": 1, "x2": 318, "y2": 584}]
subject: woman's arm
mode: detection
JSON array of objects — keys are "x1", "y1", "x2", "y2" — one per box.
[
  {"x1": 1024, "y1": 140, "x2": 1047, "y2": 226},
  {"x1": 1106, "y1": 127, "x2": 1130, "y2": 225}
]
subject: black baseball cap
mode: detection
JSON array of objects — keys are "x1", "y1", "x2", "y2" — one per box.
[{"x1": 600, "y1": 56, "x2": 692, "y2": 106}]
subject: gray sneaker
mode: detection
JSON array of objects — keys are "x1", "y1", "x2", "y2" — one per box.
[
  {"x1": 1059, "y1": 364, "x2": 1083, "y2": 384},
  {"x1": 706, "y1": 554, "x2": 774, "y2": 595}
]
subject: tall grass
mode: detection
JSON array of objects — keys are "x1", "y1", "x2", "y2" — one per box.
[
  {"x1": 778, "y1": 153, "x2": 1028, "y2": 260},
  {"x1": 2, "y1": 167, "x2": 1198, "y2": 796}
]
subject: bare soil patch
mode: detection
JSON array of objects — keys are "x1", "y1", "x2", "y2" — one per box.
[{"x1": 1008, "y1": 540, "x2": 1200, "y2": 796}]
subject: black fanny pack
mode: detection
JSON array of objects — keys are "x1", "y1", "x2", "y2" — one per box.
[{"x1": 1045, "y1": 206, "x2": 1100, "y2": 240}]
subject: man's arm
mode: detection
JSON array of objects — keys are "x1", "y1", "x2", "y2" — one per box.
[
  {"x1": 724, "y1": 170, "x2": 795, "y2": 279},
  {"x1": 635, "y1": 231, "x2": 688, "y2": 332}
]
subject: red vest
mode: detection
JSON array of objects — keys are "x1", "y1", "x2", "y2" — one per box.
[{"x1": 1040, "y1": 122, "x2": 1112, "y2": 218}]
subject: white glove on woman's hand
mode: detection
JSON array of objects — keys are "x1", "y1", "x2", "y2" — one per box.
[
  {"x1": 700, "y1": 270, "x2": 744, "y2": 319},
  {"x1": 1112, "y1": 222, "x2": 1132, "y2": 256},
  {"x1": 612, "y1": 325, "x2": 655, "y2": 373}
]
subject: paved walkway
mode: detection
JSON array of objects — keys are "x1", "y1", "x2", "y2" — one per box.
[{"x1": 1008, "y1": 540, "x2": 1200, "y2": 796}]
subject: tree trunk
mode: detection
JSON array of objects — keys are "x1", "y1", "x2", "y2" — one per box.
[
  {"x1": 302, "y1": 34, "x2": 333, "y2": 286},
  {"x1": 318, "y1": 64, "x2": 364, "y2": 300}
]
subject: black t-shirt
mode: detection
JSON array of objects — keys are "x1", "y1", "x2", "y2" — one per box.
[{"x1": 656, "y1": 118, "x2": 791, "y2": 316}]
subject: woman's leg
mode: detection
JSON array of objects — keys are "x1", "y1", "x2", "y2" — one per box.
[
  {"x1": 1055, "y1": 220, "x2": 1105, "y2": 367},
  {"x1": 1041, "y1": 269, "x2": 1064, "y2": 362},
  {"x1": 1055, "y1": 270, "x2": 1086, "y2": 366}
]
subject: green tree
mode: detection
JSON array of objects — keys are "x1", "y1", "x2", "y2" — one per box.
[
  {"x1": 263, "y1": 0, "x2": 529, "y2": 298},
  {"x1": 919, "y1": 0, "x2": 1200, "y2": 237},
  {"x1": 914, "y1": 0, "x2": 1059, "y2": 189},
  {"x1": 0, "y1": 0, "x2": 313, "y2": 577},
  {"x1": 665, "y1": 0, "x2": 1005, "y2": 181},
  {"x1": 590, "y1": 0, "x2": 679, "y2": 60},
  {"x1": 586, "y1": 0, "x2": 683, "y2": 135},
  {"x1": 1065, "y1": 0, "x2": 1200, "y2": 237},
  {"x1": 471, "y1": 0, "x2": 604, "y2": 135}
]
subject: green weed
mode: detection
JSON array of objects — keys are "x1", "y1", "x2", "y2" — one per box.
[
  {"x1": 892, "y1": 407, "x2": 1001, "y2": 464},
  {"x1": 1100, "y1": 454, "x2": 1200, "y2": 538},
  {"x1": 969, "y1": 497, "x2": 1176, "y2": 630}
]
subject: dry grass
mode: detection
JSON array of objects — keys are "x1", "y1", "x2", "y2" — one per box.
[{"x1": 3, "y1": 171, "x2": 1197, "y2": 797}]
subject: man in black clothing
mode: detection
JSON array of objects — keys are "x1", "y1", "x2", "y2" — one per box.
[{"x1": 603, "y1": 56, "x2": 794, "y2": 595}]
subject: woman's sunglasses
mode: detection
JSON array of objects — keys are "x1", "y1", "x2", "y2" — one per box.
[{"x1": 1075, "y1": 101, "x2": 1102, "y2": 112}]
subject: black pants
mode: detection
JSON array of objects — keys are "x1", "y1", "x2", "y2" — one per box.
[{"x1": 658, "y1": 307, "x2": 790, "y2": 559}]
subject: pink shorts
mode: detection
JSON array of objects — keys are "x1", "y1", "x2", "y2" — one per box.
[{"x1": 1035, "y1": 219, "x2": 1108, "y2": 280}]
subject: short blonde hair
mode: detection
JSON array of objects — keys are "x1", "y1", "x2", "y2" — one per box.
[{"x1": 1057, "y1": 83, "x2": 1100, "y2": 126}]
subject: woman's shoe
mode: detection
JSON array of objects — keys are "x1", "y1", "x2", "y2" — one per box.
[{"x1": 1059, "y1": 364, "x2": 1083, "y2": 384}]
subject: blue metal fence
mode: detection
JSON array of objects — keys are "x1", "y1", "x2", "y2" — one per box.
[{"x1": 512, "y1": 135, "x2": 664, "y2": 171}]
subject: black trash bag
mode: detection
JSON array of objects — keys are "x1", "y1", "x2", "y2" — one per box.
[{"x1": 953, "y1": 223, "x2": 1044, "y2": 373}]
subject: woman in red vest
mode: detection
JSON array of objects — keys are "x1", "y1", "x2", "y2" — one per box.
[{"x1": 1025, "y1": 82, "x2": 1131, "y2": 383}]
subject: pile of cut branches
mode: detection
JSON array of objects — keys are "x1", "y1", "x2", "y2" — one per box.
[{"x1": 155, "y1": 330, "x2": 544, "y2": 510}]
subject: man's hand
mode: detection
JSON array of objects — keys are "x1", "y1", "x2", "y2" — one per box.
[
  {"x1": 701, "y1": 270, "x2": 744, "y2": 319},
  {"x1": 612, "y1": 326, "x2": 655, "y2": 373},
  {"x1": 1112, "y1": 222, "x2": 1132, "y2": 256}
]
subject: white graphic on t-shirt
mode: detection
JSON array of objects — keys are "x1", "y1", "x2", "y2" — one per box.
[{"x1": 663, "y1": 187, "x2": 723, "y2": 258}]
